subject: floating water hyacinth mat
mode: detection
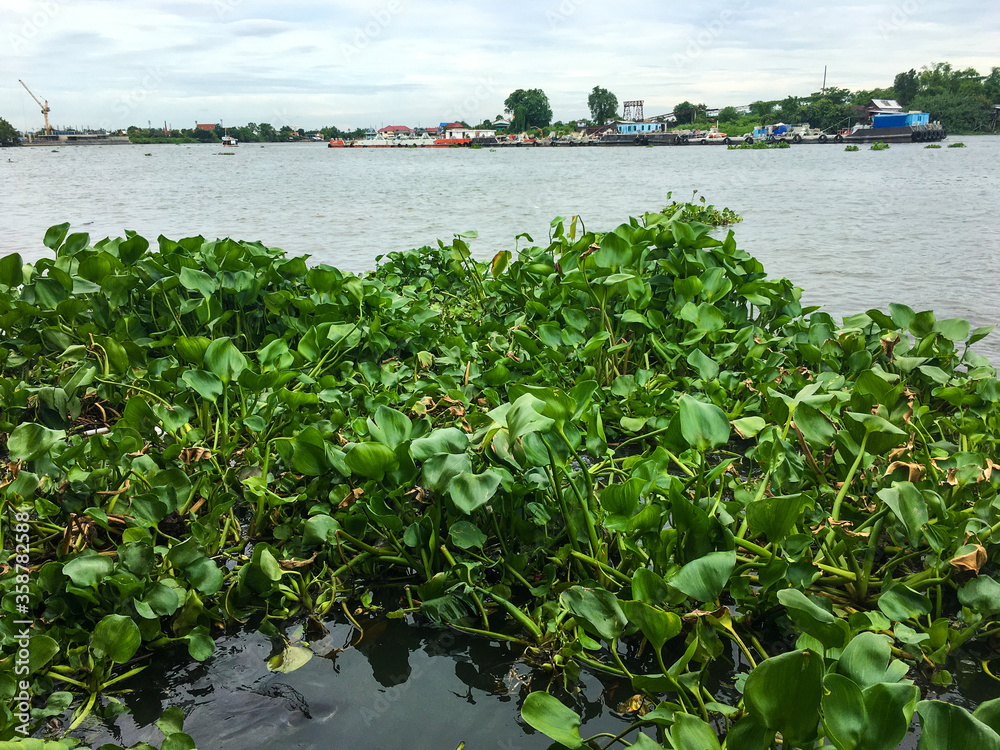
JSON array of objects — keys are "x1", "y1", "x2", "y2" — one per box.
[{"x1": 1, "y1": 207, "x2": 999, "y2": 749}]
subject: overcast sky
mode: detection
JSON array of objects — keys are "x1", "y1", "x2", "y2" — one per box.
[{"x1": 2, "y1": 0, "x2": 998, "y2": 132}]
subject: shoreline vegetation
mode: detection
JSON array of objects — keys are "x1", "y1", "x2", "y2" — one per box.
[
  {"x1": 2, "y1": 62, "x2": 997, "y2": 149},
  {"x1": 2, "y1": 200, "x2": 1000, "y2": 749}
]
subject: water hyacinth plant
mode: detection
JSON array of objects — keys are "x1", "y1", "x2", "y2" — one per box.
[{"x1": 0, "y1": 205, "x2": 998, "y2": 748}]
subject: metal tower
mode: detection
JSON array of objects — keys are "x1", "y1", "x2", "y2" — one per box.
[{"x1": 622, "y1": 100, "x2": 644, "y2": 122}]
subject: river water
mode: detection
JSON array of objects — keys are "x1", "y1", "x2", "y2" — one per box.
[
  {"x1": 2, "y1": 137, "x2": 998, "y2": 360},
  {"x1": 2, "y1": 138, "x2": 1000, "y2": 748}
]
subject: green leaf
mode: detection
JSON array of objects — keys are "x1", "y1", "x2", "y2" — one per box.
[
  {"x1": 0, "y1": 253, "x2": 23, "y2": 287},
  {"x1": 505, "y1": 393, "x2": 555, "y2": 441},
  {"x1": 410, "y1": 427, "x2": 469, "y2": 460},
  {"x1": 877, "y1": 585, "x2": 931, "y2": 622},
  {"x1": 686, "y1": 348, "x2": 719, "y2": 380},
  {"x1": 7, "y1": 423, "x2": 65, "y2": 461},
  {"x1": 287, "y1": 427, "x2": 331, "y2": 476},
  {"x1": 744, "y1": 649, "x2": 824, "y2": 746},
  {"x1": 916, "y1": 700, "x2": 1000, "y2": 750},
  {"x1": 185, "y1": 626, "x2": 216, "y2": 661},
  {"x1": 932, "y1": 317, "x2": 971, "y2": 342},
  {"x1": 632, "y1": 568, "x2": 671, "y2": 606},
  {"x1": 620, "y1": 600, "x2": 681, "y2": 651},
  {"x1": 974, "y1": 698, "x2": 1000, "y2": 736},
  {"x1": 862, "y1": 682, "x2": 920, "y2": 750},
  {"x1": 878, "y1": 483, "x2": 928, "y2": 548},
  {"x1": 204, "y1": 337, "x2": 247, "y2": 385},
  {"x1": 155, "y1": 706, "x2": 186, "y2": 736},
  {"x1": 844, "y1": 412, "x2": 908, "y2": 455},
  {"x1": 559, "y1": 586, "x2": 628, "y2": 642},
  {"x1": 732, "y1": 416, "x2": 767, "y2": 439},
  {"x1": 181, "y1": 369, "x2": 223, "y2": 402},
  {"x1": 836, "y1": 632, "x2": 894, "y2": 690},
  {"x1": 822, "y1": 673, "x2": 866, "y2": 750},
  {"x1": 670, "y1": 550, "x2": 735, "y2": 602},
  {"x1": 63, "y1": 554, "x2": 114, "y2": 587},
  {"x1": 671, "y1": 713, "x2": 722, "y2": 750},
  {"x1": 345, "y1": 442, "x2": 399, "y2": 481},
  {"x1": 678, "y1": 394, "x2": 731, "y2": 451},
  {"x1": 747, "y1": 493, "x2": 808, "y2": 544},
  {"x1": 448, "y1": 470, "x2": 501, "y2": 514},
  {"x1": 174, "y1": 336, "x2": 211, "y2": 365},
  {"x1": 367, "y1": 405, "x2": 412, "y2": 449},
  {"x1": 91, "y1": 614, "x2": 141, "y2": 664},
  {"x1": 178, "y1": 266, "x2": 218, "y2": 297},
  {"x1": 959, "y1": 576, "x2": 1000, "y2": 615},
  {"x1": 777, "y1": 589, "x2": 850, "y2": 649},
  {"x1": 303, "y1": 514, "x2": 341, "y2": 547},
  {"x1": 449, "y1": 520, "x2": 488, "y2": 549},
  {"x1": 267, "y1": 643, "x2": 313, "y2": 673},
  {"x1": 520, "y1": 692, "x2": 585, "y2": 749},
  {"x1": 43, "y1": 222, "x2": 70, "y2": 250}
]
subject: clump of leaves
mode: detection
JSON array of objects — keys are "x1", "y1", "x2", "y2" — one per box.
[
  {"x1": 1, "y1": 208, "x2": 998, "y2": 748},
  {"x1": 845, "y1": 144, "x2": 861, "y2": 151},
  {"x1": 948, "y1": 141, "x2": 967, "y2": 148},
  {"x1": 871, "y1": 140, "x2": 891, "y2": 151},
  {"x1": 662, "y1": 191, "x2": 742, "y2": 225}
]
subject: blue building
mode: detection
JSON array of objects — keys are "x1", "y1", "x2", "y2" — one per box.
[{"x1": 616, "y1": 121, "x2": 665, "y2": 134}]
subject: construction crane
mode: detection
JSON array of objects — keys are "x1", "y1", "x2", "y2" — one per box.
[{"x1": 18, "y1": 80, "x2": 52, "y2": 135}]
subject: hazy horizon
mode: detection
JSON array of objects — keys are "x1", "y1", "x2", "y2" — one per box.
[{"x1": 2, "y1": 0, "x2": 998, "y2": 132}]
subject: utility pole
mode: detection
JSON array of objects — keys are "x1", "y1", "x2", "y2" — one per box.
[{"x1": 822, "y1": 66, "x2": 827, "y2": 95}]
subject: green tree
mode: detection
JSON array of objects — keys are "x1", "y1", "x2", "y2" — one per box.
[
  {"x1": 984, "y1": 67, "x2": 1000, "y2": 104},
  {"x1": 190, "y1": 128, "x2": 215, "y2": 142},
  {"x1": 776, "y1": 96, "x2": 800, "y2": 122},
  {"x1": 509, "y1": 105, "x2": 527, "y2": 133},
  {"x1": 587, "y1": 86, "x2": 618, "y2": 125},
  {"x1": 912, "y1": 91, "x2": 992, "y2": 132},
  {"x1": 893, "y1": 69, "x2": 919, "y2": 106},
  {"x1": 749, "y1": 100, "x2": 773, "y2": 124},
  {"x1": 799, "y1": 97, "x2": 851, "y2": 131},
  {"x1": 503, "y1": 89, "x2": 552, "y2": 129},
  {"x1": 673, "y1": 101, "x2": 705, "y2": 124},
  {"x1": 279, "y1": 125, "x2": 294, "y2": 140},
  {"x1": 258, "y1": 122, "x2": 276, "y2": 142},
  {"x1": 717, "y1": 106, "x2": 739, "y2": 122},
  {"x1": 0, "y1": 117, "x2": 19, "y2": 146}
]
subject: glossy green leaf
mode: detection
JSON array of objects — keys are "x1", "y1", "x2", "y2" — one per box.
[
  {"x1": 916, "y1": 700, "x2": 1000, "y2": 750},
  {"x1": 620, "y1": 600, "x2": 681, "y2": 651},
  {"x1": 744, "y1": 649, "x2": 823, "y2": 746},
  {"x1": 91, "y1": 614, "x2": 141, "y2": 664},
  {"x1": 559, "y1": 586, "x2": 627, "y2": 642},
  {"x1": 345, "y1": 442, "x2": 399, "y2": 481},
  {"x1": 7, "y1": 423, "x2": 65, "y2": 461},
  {"x1": 670, "y1": 714, "x2": 721, "y2": 750},
  {"x1": 678, "y1": 394, "x2": 730, "y2": 451},
  {"x1": 520, "y1": 692, "x2": 584, "y2": 749},
  {"x1": 778, "y1": 588, "x2": 850, "y2": 648},
  {"x1": 670, "y1": 550, "x2": 735, "y2": 602},
  {"x1": 204, "y1": 337, "x2": 247, "y2": 385}
]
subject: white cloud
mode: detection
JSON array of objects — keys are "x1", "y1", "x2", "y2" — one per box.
[{"x1": 1, "y1": 0, "x2": 997, "y2": 131}]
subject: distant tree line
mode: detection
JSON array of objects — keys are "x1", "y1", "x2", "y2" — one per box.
[
  {"x1": 0, "y1": 117, "x2": 19, "y2": 146},
  {"x1": 738, "y1": 63, "x2": 1000, "y2": 134}
]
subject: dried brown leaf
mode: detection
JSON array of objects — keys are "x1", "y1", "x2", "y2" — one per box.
[{"x1": 950, "y1": 545, "x2": 987, "y2": 574}]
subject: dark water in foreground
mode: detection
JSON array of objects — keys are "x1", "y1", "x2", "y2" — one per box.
[{"x1": 4, "y1": 138, "x2": 999, "y2": 747}]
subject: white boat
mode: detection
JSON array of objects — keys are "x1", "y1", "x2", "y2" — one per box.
[{"x1": 221, "y1": 134, "x2": 238, "y2": 147}]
